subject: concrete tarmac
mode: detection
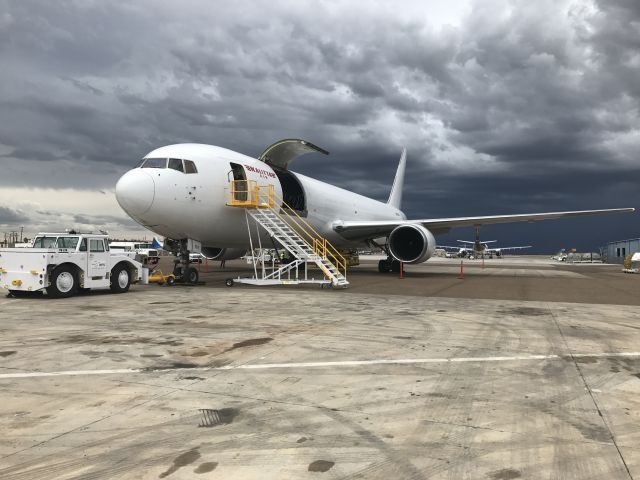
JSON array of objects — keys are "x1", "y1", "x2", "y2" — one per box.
[
  {"x1": 1, "y1": 257, "x2": 640, "y2": 479},
  {"x1": 188, "y1": 255, "x2": 640, "y2": 305}
]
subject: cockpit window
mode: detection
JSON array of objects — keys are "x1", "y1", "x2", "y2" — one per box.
[
  {"x1": 184, "y1": 160, "x2": 198, "y2": 174},
  {"x1": 168, "y1": 158, "x2": 184, "y2": 172},
  {"x1": 141, "y1": 158, "x2": 167, "y2": 169}
]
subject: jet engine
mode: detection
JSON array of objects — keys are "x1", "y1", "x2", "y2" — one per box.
[
  {"x1": 201, "y1": 247, "x2": 247, "y2": 261},
  {"x1": 388, "y1": 224, "x2": 436, "y2": 264}
]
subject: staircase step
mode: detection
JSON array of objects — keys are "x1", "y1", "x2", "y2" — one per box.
[{"x1": 248, "y1": 208, "x2": 348, "y2": 287}]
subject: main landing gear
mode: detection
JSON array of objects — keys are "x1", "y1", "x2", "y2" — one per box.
[
  {"x1": 378, "y1": 258, "x2": 401, "y2": 273},
  {"x1": 368, "y1": 239, "x2": 402, "y2": 274},
  {"x1": 166, "y1": 238, "x2": 200, "y2": 284}
]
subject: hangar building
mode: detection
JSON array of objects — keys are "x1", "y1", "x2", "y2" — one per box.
[{"x1": 602, "y1": 238, "x2": 640, "y2": 263}]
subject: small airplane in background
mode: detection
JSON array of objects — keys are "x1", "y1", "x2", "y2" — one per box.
[
  {"x1": 439, "y1": 227, "x2": 531, "y2": 258},
  {"x1": 440, "y1": 240, "x2": 532, "y2": 259},
  {"x1": 115, "y1": 139, "x2": 634, "y2": 282}
]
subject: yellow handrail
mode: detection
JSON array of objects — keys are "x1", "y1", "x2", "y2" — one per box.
[
  {"x1": 227, "y1": 181, "x2": 347, "y2": 279},
  {"x1": 266, "y1": 194, "x2": 347, "y2": 279},
  {"x1": 228, "y1": 180, "x2": 276, "y2": 208},
  {"x1": 267, "y1": 187, "x2": 347, "y2": 278}
]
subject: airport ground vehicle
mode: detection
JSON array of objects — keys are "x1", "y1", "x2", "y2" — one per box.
[
  {"x1": 0, "y1": 232, "x2": 143, "y2": 298},
  {"x1": 109, "y1": 241, "x2": 159, "y2": 265},
  {"x1": 189, "y1": 253, "x2": 205, "y2": 263},
  {"x1": 148, "y1": 268, "x2": 175, "y2": 285}
]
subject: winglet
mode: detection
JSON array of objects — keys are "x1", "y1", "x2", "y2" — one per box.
[{"x1": 387, "y1": 148, "x2": 406, "y2": 209}]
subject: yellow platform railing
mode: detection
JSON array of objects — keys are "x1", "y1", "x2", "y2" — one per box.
[
  {"x1": 227, "y1": 180, "x2": 275, "y2": 208},
  {"x1": 227, "y1": 180, "x2": 347, "y2": 280}
]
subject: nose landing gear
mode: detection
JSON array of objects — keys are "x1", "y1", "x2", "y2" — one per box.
[{"x1": 166, "y1": 238, "x2": 201, "y2": 285}]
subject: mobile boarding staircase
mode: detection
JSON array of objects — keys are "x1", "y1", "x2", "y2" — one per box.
[{"x1": 226, "y1": 180, "x2": 348, "y2": 288}]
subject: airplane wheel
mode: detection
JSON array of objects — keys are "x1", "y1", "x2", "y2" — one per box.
[
  {"x1": 186, "y1": 267, "x2": 199, "y2": 284},
  {"x1": 391, "y1": 260, "x2": 401, "y2": 273},
  {"x1": 225, "y1": 278, "x2": 234, "y2": 287},
  {"x1": 378, "y1": 260, "x2": 391, "y2": 273}
]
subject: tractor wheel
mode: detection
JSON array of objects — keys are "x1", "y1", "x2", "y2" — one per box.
[
  {"x1": 110, "y1": 265, "x2": 131, "y2": 293},
  {"x1": 47, "y1": 266, "x2": 77, "y2": 298}
]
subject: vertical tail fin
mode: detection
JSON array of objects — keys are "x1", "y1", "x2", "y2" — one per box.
[
  {"x1": 151, "y1": 237, "x2": 164, "y2": 250},
  {"x1": 387, "y1": 148, "x2": 406, "y2": 209}
]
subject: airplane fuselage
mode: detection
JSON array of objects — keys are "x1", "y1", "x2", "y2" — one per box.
[{"x1": 116, "y1": 144, "x2": 405, "y2": 250}]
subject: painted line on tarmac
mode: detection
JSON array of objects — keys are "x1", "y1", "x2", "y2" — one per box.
[
  {"x1": 2, "y1": 352, "x2": 640, "y2": 379},
  {"x1": 218, "y1": 351, "x2": 640, "y2": 370}
]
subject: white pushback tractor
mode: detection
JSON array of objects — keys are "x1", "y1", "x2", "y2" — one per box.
[{"x1": 0, "y1": 232, "x2": 143, "y2": 298}]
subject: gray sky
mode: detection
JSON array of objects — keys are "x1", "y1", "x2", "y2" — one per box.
[{"x1": 0, "y1": 0, "x2": 638, "y2": 250}]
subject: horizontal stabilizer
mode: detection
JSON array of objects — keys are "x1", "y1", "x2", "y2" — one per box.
[{"x1": 457, "y1": 240, "x2": 497, "y2": 244}]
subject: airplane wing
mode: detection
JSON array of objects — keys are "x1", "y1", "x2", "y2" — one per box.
[
  {"x1": 437, "y1": 245, "x2": 468, "y2": 251},
  {"x1": 457, "y1": 240, "x2": 497, "y2": 244},
  {"x1": 332, "y1": 207, "x2": 635, "y2": 241},
  {"x1": 488, "y1": 246, "x2": 532, "y2": 252},
  {"x1": 258, "y1": 138, "x2": 329, "y2": 170}
]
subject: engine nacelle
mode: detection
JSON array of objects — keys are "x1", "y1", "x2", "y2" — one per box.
[
  {"x1": 388, "y1": 224, "x2": 436, "y2": 264},
  {"x1": 201, "y1": 247, "x2": 246, "y2": 261}
]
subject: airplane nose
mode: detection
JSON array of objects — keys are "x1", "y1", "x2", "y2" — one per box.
[{"x1": 115, "y1": 169, "x2": 155, "y2": 216}]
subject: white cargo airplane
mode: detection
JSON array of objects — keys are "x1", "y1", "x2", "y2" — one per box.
[
  {"x1": 115, "y1": 139, "x2": 634, "y2": 281},
  {"x1": 438, "y1": 226, "x2": 531, "y2": 258},
  {"x1": 439, "y1": 241, "x2": 532, "y2": 258}
]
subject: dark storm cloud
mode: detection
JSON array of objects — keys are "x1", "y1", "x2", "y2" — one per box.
[
  {"x1": 0, "y1": 0, "x2": 639, "y2": 249},
  {"x1": 0, "y1": 206, "x2": 146, "y2": 237},
  {"x1": 72, "y1": 213, "x2": 139, "y2": 228},
  {"x1": 0, "y1": 206, "x2": 28, "y2": 224}
]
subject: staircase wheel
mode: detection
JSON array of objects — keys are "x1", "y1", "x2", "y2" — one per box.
[{"x1": 225, "y1": 278, "x2": 234, "y2": 287}]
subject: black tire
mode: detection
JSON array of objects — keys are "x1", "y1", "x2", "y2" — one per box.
[
  {"x1": 186, "y1": 267, "x2": 199, "y2": 284},
  {"x1": 391, "y1": 260, "x2": 401, "y2": 273},
  {"x1": 225, "y1": 278, "x2": 234, "y2": 287},
  {"x1": 166, "y1": 276, "x2": 175, "y2": 286},
  {"x1": 378, "y1": 260, "x2": 391, "y2": 273},
  {"x1": 110, "y1": 265, "x2": 131, "y2": 293},
  {"x1": 47, "y1": 266, "x2": 77, "y2": 298}
]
